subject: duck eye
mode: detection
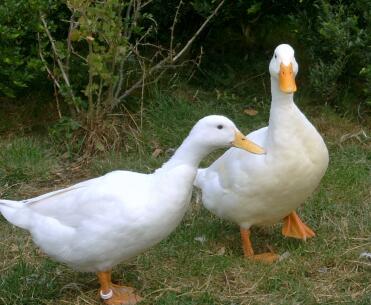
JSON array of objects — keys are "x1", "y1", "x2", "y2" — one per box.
[
  {"x1": 274, "y1": 54, "x2": 277, "y2": 59},
  {"x1": 217, "y1": 125, "x2": 223, "y2": 130}
]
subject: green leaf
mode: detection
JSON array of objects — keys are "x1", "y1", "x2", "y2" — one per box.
[{"x1": 247, "y1": 2, "x2": 262, "y2": 15}]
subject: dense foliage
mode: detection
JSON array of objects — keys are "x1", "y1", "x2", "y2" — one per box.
[
  {"x1": 186, "y1": 0, "x2": 371, "y2": 107},
  {"x1": 299, "y1": 0, "x2": 371, "y2": 106},
  {"x1": 1, "y1": 0, "x2": 369, "y2": 104},
  {"x1": 0, "y1": 0, "x2": 43, "y2": 97},
  {"x1": 0, "y1": 0, "x2": 369, "y2": 155},
  {"x1": 0, "y1": 0, "x2": 68, "y2": 97}
]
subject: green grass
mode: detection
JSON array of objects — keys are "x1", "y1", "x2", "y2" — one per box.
[
  {"x1": 0, "y1": 138, "x2": 59, "y2": 198},
  {"x1": 0, "y1": 88, "x2": 370, "y2": 305}
]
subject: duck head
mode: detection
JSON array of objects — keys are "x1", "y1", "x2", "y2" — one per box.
[
  {"x1": 269, "y1": 44, "x2": 298, "y2": 93},
  {"x1": 190, "y1": 115, "x2": 264, "y2": 154}
]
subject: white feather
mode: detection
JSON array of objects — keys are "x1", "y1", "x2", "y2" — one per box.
[
  {"x1": 0, "y1": 115, "x2": 251, "y2": 272},
  {"x1": 195, "y1": 45, "x2": 329, "y2": 229}
]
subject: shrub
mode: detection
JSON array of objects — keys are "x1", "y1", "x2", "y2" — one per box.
[
  {"x1": 303, "y1": 0, "x2": 369, "y2": 104},
  {"x1": 0, "y1": 1, "x2": 42, "y2": 97},
  {"x1": 0, "y1": 0, "x2": 66, "y2": 97},
  {"x1": 39, "y1": 0, "x2": 225, "y2": 156}
]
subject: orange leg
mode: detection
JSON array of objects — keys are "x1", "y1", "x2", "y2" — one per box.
[
  {"x1": 282, "y1": 211, "x2": 315, "y2": 240},
  {"x1": 97, "y1": 271, "x2": 142, "y2": 305},
  {"x1": 240, "y1": 228, "x2": 279, "y2": 263}
]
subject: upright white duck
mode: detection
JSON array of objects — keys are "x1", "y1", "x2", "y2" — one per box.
[
  {"x1": 195, "y1": 44, "x2": 329, "y2": 263},
  {"x1": 0, "y1": 115, "x2": 264, "y2": 305}
]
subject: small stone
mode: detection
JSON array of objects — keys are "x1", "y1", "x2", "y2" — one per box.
[
  {"x1": 359, "y1": 252, "x2": 371, "y2": 261},
  {"x1": 194, "y1": 235, "x2": 207, "y2": 243},
  {"x1": 216, "y1": 246, "x2": 226, "y2": 256},
  {"x1": 278, "y1": 251, "x2": 290, "y2": 261}
]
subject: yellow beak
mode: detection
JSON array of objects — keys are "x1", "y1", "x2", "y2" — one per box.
[
  {"x1": 232, "y1": 130, "x2": 265, "y2": 154},
  {"x1": 279, "y1": 63, "x2": 297, "y2": 93}
]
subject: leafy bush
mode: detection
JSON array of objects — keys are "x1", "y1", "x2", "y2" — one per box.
[
  {"x1": 0, "y1": 0, "x2": 67, "y2": 97},
  {"x1": 360, "y1": 65, "x2": 371, "y2": 106},
  {"x1": 37, "y1": 0, "x2": 225, "y2": 156},
  {"x1": 178, "y1": 0, "x2": 371, "y2": 108},
  {"x1": 48, "y1": 116, "x2": 82, "y2": 156},
  {"x1": 0, "y1": 1, "x2": 43, "y2": 97},
  {"x1": 299, "y1": 0, "x2": 370, "y2": 104},
  {"x1": 0, "y1": 0, "x2": 369, "y2": 150}
]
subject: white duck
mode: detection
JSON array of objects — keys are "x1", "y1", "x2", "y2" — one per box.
[
  {"x1": 194, "y1": 44, "x2": 329, "y2": 263},
  {"x1": 0, "y1": 115, "x2": 264, "y2": 305}
]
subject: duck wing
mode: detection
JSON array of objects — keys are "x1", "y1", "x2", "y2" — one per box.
[{"x1": 25, "y1": 170, "x2": 152, "y2": 227}]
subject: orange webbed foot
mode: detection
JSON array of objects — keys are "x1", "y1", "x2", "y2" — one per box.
[
  {"x1": 111, "y1": 283, "x2": 135, "y2": 293},
  {"x1": 240, "y1": 228, "x2": 280, "y2": 264},
  {"x1": 98, "y1": 271, "x2": 143, "y2": 305},
  {"x1": 282, "y1": 211, "x2": 315, "y2": 240},
  {"x1": 102, "y1": 285, "x2": 143, "y2": 305},
  {"x1": 249, "y1": 252, "x2": 280, "y2": 264}
]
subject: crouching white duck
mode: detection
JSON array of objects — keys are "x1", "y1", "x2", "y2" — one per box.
[
  {"x1": 0, "y1": 115, "x2": 264, "y2": 305},
  {"x1": 194, "y1": 44, "x2": 329, "y2": 263}
]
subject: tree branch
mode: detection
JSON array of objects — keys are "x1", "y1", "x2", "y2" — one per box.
[
  {"x1": 114, "y1": 0, "x2": 225, "y2": 108},
  {"x1": 172, "y1": 0, "x2": 225, "y2": 62},
  {"x1": 170, "y1": 0, "x2": 183, "y2": 61},
  {"x1": 37, "y1": 33, "x2": 61, "y2": 90},
  {"x1": 40, "y1": 15, "x2": 79, "y2": 112}
]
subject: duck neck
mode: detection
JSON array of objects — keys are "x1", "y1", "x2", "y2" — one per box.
[
  {"x1": 269, "y1": 77, "x2": 296, "y2": 128},
  {"x1": 266, "y1": 77, "x2": 296, "y2": 151},
  {"x1": 270, "y1": 77, "x2": 294, "y2": 108},
  {"x1": 159, "y1": 135, "x2": 211, "y2": 171}
]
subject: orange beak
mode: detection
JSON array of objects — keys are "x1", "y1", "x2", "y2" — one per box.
[
  {"x1": 279, "y1": 63, "x2": 297, "y2": 93},
  {"x1": 232, "y1": 130, "x2": 265, "y2": 155}
]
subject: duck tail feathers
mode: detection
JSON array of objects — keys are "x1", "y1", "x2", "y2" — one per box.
[
  {"x1": 0, "y1": 199, "x2": 29, "y2": 229},
  {"x1": 0, "y1": 199, "x2": 22, "y2": 207}
]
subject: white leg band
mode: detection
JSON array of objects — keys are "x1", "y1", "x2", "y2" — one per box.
[{"x1": 100, "y1": 289, "x2": 113, "y2": 300}]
